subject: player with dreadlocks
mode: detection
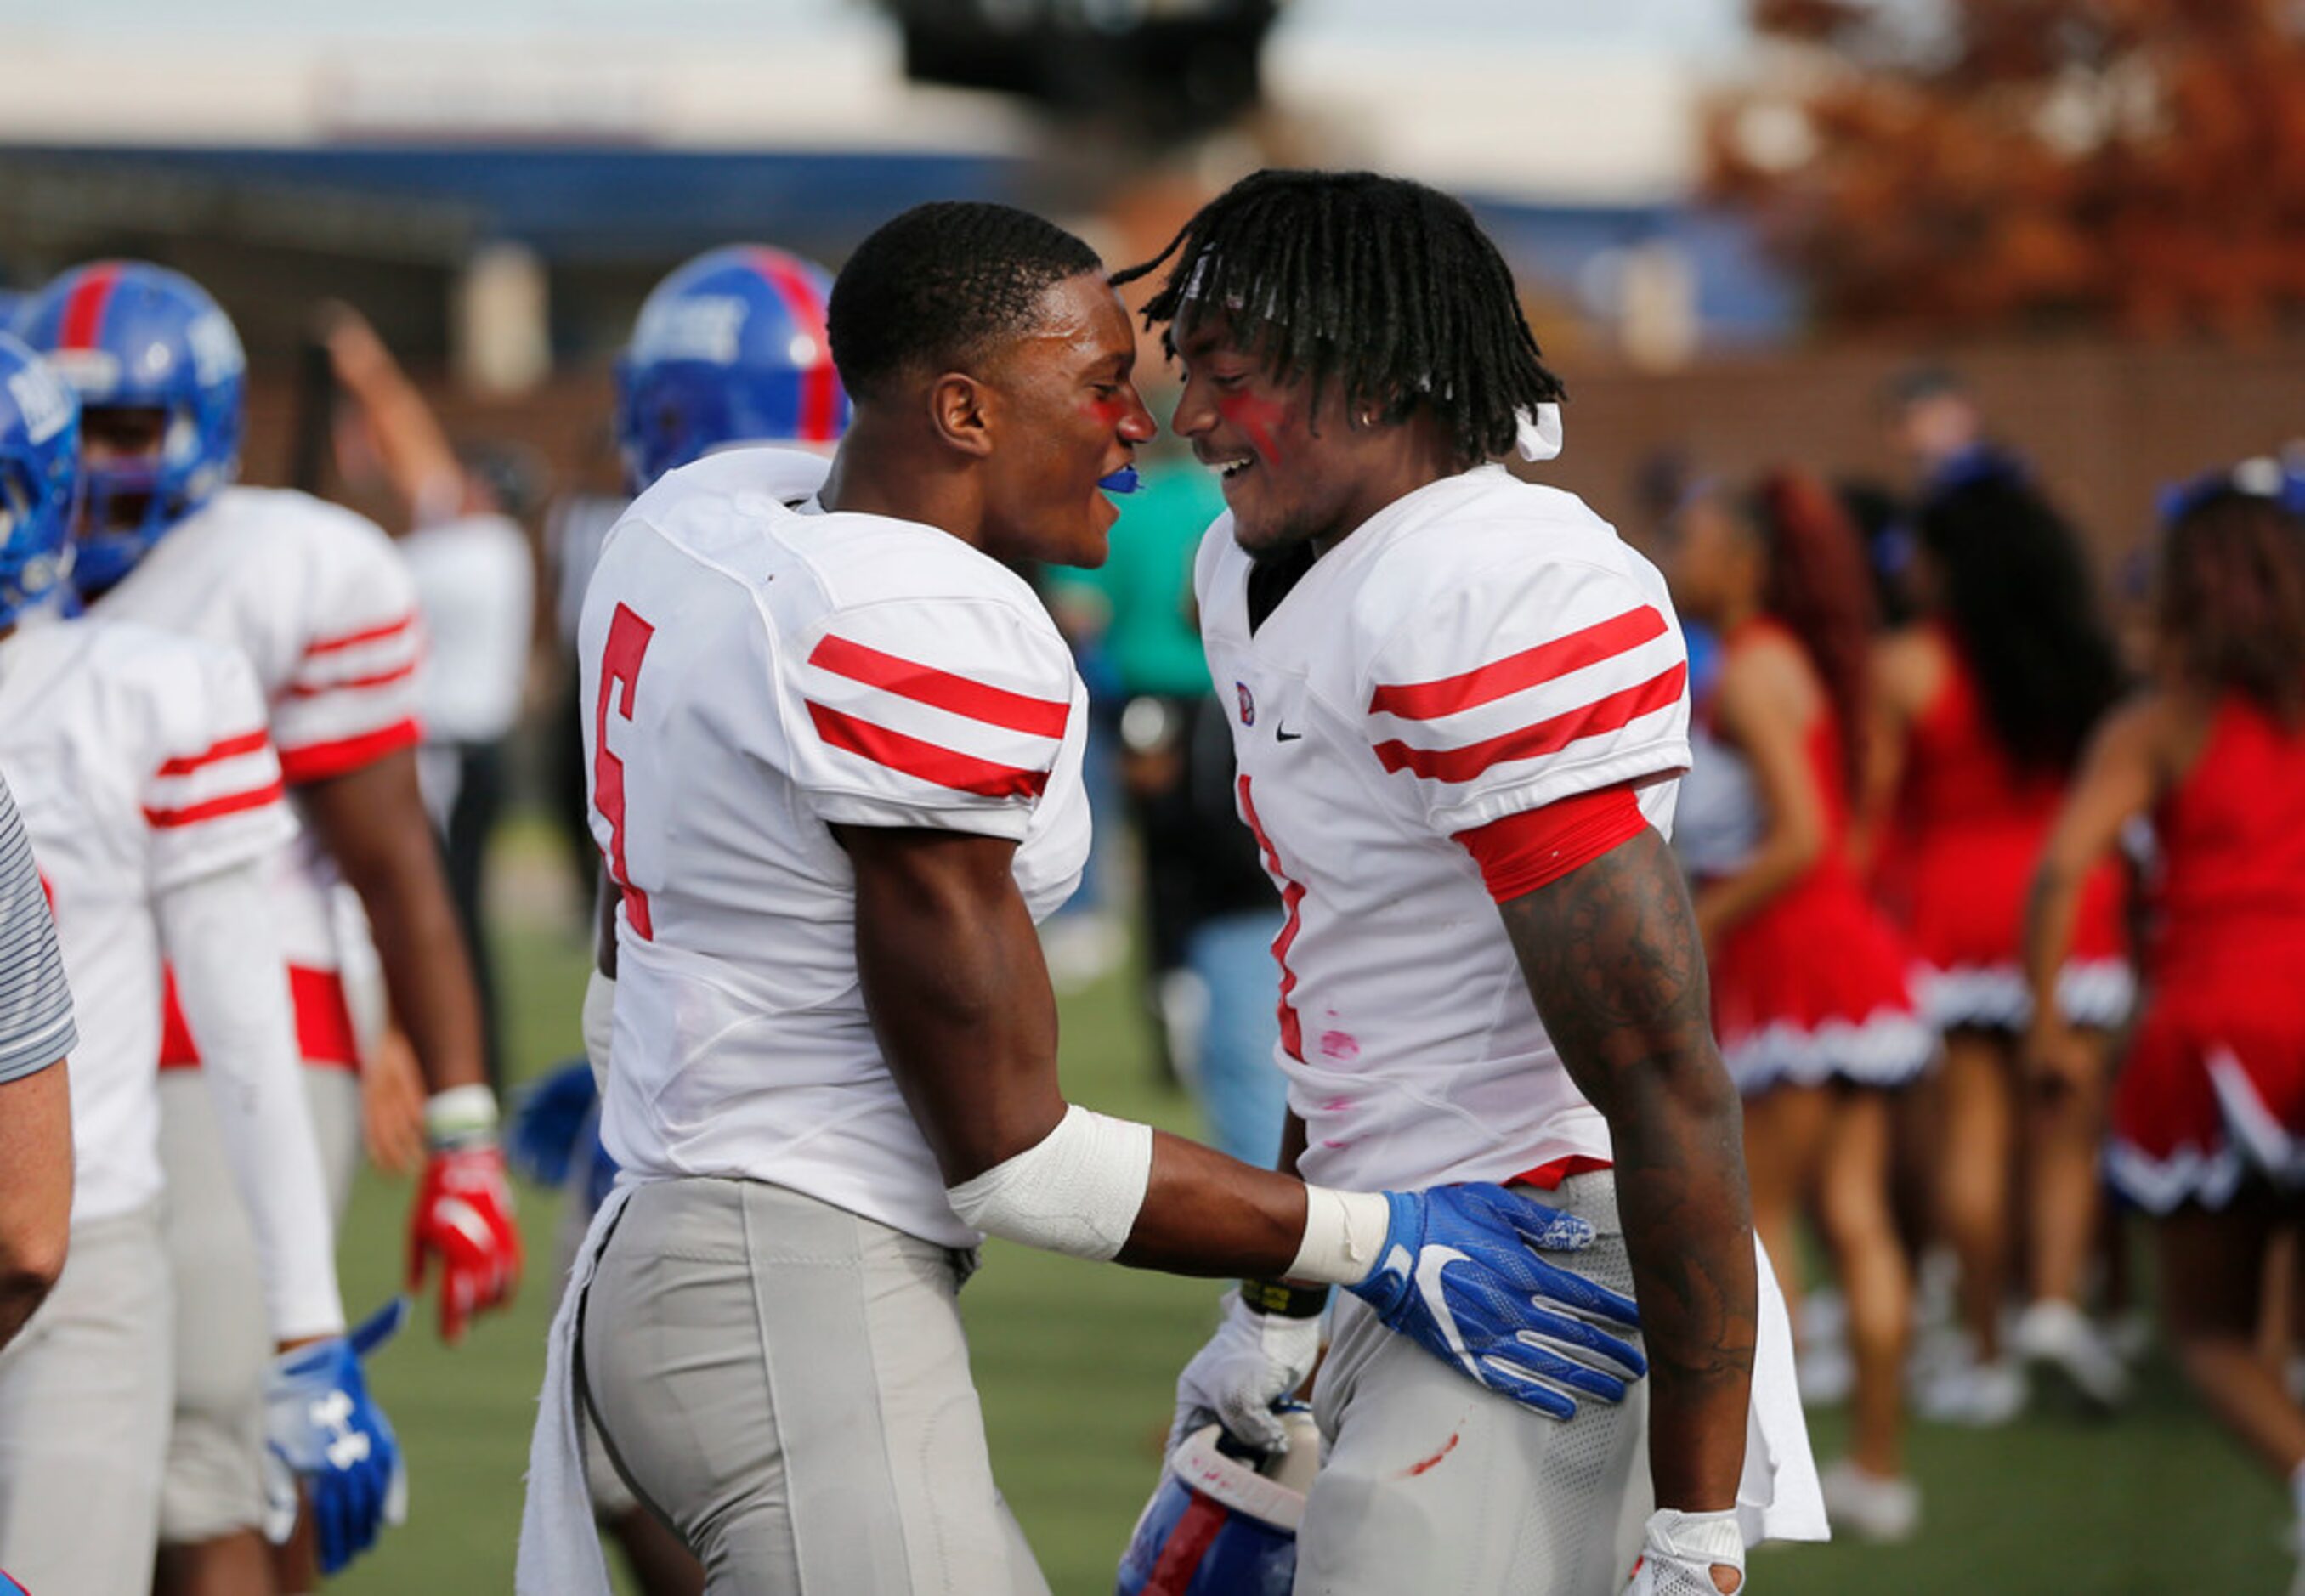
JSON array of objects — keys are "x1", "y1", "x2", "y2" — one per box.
[
  {"x1": 2024, "y1": 462, "x2": 2305, "y2": 1576},
  {"x1": 1115, "y1": 170, "x2": 1825, "y2": 1595}
]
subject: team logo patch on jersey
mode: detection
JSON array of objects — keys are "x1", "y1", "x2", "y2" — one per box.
[{"x1": 1236, "y1": 681, "x2": 1255, "y2": 727}]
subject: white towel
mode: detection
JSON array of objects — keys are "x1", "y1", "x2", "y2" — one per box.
[
  {"x1": 515, "y1": 1185, "x2": 633, "y2": 1596},
  {"x1": 1740, "y1": 1235, "x2": 1831, "y2": 1544},
  {"x1": 1515, "y1": 403, "x2": 1565, "y2": 463}
]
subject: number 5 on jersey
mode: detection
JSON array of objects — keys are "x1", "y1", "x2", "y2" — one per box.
[{"x1": 594, "y1": 602, "x2": 655, "y2": 940}]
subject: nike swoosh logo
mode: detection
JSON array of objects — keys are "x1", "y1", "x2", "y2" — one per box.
[
  {"x1": 1413, "y1": 1244, "x2": 1477, "y2": 1377},
  {"x1": 1275, "y1": 724, "x2": 1303, "y2": 742}
]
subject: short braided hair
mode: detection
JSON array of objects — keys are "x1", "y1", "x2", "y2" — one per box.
[
  {"x1": 829, "y1": 201, "x2": 1103, "y2": 404},
  {"x1": 1111, "y1": 169, "x2": 1566, "y2": 467}
]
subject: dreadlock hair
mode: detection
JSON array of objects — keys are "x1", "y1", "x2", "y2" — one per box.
[
  {"x1": 2158, "y1": 487, "x2": 2305, "y2": 726},
  {"x1": 827, "y1": 201, "x2": 1102, "y2": 405},
  {"x1": 1110, "y1": 170, "x2": 1566, "y2": 470},
  {"x1": 1744, "y1": 469, "x2": 1880, "y2": 793},
  {"x1": 1917, "y1": 470, "x2": 2123, "y2": 776}
]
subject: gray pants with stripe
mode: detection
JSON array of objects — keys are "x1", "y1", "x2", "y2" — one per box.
[
  {"x1": 580, "y1": 1177, "x2": 1050, "y2": 1596},
  {"x1": 1297, "y1": 1172, "x2": 1653, "y2": 1596}
]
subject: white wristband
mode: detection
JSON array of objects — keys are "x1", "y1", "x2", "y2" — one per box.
[
  {"x1": 1283, "y1": 1186, "x2": 1393, "y2": 1287},
  {"x1": 424, "y1": 1083, "x2": 500, "y2": 1151},
  {"x1": 945, "y1": 1104, "x2": 1153, "y2": 1262}
]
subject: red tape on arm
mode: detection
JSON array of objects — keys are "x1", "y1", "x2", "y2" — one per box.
[{"x1": 1453, "y1": 784, "x2": 1647, "y2": 903}]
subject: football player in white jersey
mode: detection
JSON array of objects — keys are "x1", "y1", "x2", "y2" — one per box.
[
  {"x1": 17, "y1": 263, "x2": 517, "y2": 1594},
  {"x1": 520, "y1": 201, "x2": 1655, "y2": 1596},
  {"x1": 0, "y1": 331, "x2": 399, "y2": 1595},
  {"x1": 1112, "y1": 170, "x2": 1828, "y2": 1594}
]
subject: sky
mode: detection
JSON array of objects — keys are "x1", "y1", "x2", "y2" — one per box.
[{"x1": 18, "y1": 0, "x2": 1750, "y2": 56}]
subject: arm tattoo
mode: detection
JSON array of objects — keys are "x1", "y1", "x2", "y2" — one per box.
[{"x1": 1501, "y1": 825, "x2": 1757, "y2": 1500}]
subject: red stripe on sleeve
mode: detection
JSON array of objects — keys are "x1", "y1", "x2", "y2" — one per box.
[
  {"x1": 155, "y1": 727, "x2": 271, "y2": 778},
  {"x1": 303, "y1": 613, "x2": 416, "y2": 657},
  {"x1": 286, "y1": 658, "x2": 419, "y2": 698},
  {"x1": 1453, "y1": 783, "x2": 1647, "y2": 903},
  {"x1": 1368, "y1": 606, "x2": 1670, "y2": 722},
  {"x1": 750, "y1": 250, "x2": 842, "y2": 444},
  {"x1": 58, "y1": 263, "x2": 123, "y2": 351},
  {"x1": 809, "y1": 634, "x2": 1071, "y2": 739},
  {"x1": 807, "y1": 701, "x2": 1050, "y2": 800},
  {"x1": 275, "y1": 718, "x2": 422, "y2": 785},
  {"x1": 144, "y1": 778, "x2": 286, "y2": 829},
  {"x1": 1373, "y1": 663, "x2": 1686, "y2": 784}
]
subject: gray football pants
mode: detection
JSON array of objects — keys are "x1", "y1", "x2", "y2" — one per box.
[
  {"x1": 156, "y1": 1066, "x2": 362, "y2": 1542},
  {"x1": 580, "y1": 1177, "x2": 1050, "y2": 1596},
  {"x1": 0, "y1": 1204, "x2": 173, "y2": 1596},
  {"x1": 1297, "y1": 1171, "x2": 1653, "y2": 1596}
]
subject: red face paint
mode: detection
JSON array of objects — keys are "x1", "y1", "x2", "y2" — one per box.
[{"x1": 1215, "y1": 389, "x2": 1289, "y2": 467}]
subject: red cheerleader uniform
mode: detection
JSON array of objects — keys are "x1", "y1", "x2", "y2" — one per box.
[
  {"x1": 1893, "y1": 626, "x2": 2132, "y2": 1031},
  {"x1": 1703, "y1": 621, "x2": 1934, "y2": 1095},
  {"x1": 2109, "y1": 697, "x2": 2305, "y2": 1213}
]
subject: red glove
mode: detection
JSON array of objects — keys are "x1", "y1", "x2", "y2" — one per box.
[{"x1": 406, "y1": 1143, "x2": 521, "y2": 1344}]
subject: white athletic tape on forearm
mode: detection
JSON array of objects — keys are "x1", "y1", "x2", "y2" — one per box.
[
  {"x1": 581, "y1": 968, "x2": 615, "y2": 1095},
  {"x1": 1283, "y1": 1185, "x2": 1393, "y2": 1287},
  {"x1": 946, "y1": 1103, "x2": 1153, "y2": 1262}
]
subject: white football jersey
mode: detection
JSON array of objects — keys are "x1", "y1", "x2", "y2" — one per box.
[
  {"x1": 580, "y1": 447, "x2": 1090, "y2": 1248},
  {"x1": 0, "y1": 620, "x2": 294, "y2": 1221},
  {"x1": 1195, "y1": 465, "x2": 1691, "y2": 1192},
  {"x1": 94, "y1": 486, "x2": 422, "y2": 1062}
]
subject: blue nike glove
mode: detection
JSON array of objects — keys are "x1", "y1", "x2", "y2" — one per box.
[
  {"x1": 506, "y1": 1059, "x2": 600, "y2": 1189},
  {"x1": 1344, "y1": 1183, "x2": 1646, "y2": 1420},
  {"x1": 263, "y1": 1297, "x2": 409, "y2": 1576}
]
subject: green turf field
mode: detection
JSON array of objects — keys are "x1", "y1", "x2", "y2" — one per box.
[{"x1": 326, "y1": 851, "x2": 2293, "y2": 1595}]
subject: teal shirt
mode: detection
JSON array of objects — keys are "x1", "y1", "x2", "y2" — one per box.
[{"x1": 1048, "y1": 461, "x2": 1226, "y2": 699}]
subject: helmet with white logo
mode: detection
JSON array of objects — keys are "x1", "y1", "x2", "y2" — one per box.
[
  {"x1": 14, "y1": 261, "x2": 245, "y2": 596},
  {"x1": 614, "y1": 244, "x2": 850, "y2": 493},
  {"x1": 1115, "y1": 1406, "x2": 1317, "y2": 1596},
  {"x1": 0, "y1": 331, "x2": 81, "y2": 629}
]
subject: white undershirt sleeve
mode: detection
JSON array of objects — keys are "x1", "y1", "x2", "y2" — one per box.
[{"x1": 158, "y1": 858, "x2": 348, "y2": 1343}]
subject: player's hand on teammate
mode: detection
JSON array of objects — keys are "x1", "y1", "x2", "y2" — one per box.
[
  {"x1": 1622, "y1": 1508, "x2": 1746, "y2": 1594},
  {"x1": 1169, "y1": 1286, "x2": 1326, "y2": 1458},
  {"x1": 263, "y1": 1298, "x2": 410, "y2": 1576},
  {"x1": 1345, "y1": 1182, "x2": 1646, "y2": 1420},
  {"x1": 407, "y1": 1084, "x2": 523, "y2": 1342}
]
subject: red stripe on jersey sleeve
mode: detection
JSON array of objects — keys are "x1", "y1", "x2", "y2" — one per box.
[
  {"x1": 276, "y1": 718, "x2": 422, "y2": 785},
  {"x1": 155, "y1": 727, "x2": 271, "y2": 778},
  {"x1": 303, "y1": 613, "x2": 416, "y2": 656},
  {"x1": 806, "y1": 701, "x2": 1051, "y2": 800},
  {"x1": 1453, "y1": 783, "x2": 1646, "y2": 902},
  {"x1": 144, "y1": 778, "x2": 286, "y2": 829},
  {"x1": 286, "y1": 658, "x2": 419, "y2": 698},
  {"x1": 1372, "y1": 662, "x2": 1686, "y2": 784},
  {"x1": 1236, "y1": 775, "x2": 1306, "y2": 1063},
  {"x1": 808, "y1": 634, "x2": 1071, "y2": 739},
  {"x1": 1368, "y1": 606, "x2": 1670, "y2": 722}
]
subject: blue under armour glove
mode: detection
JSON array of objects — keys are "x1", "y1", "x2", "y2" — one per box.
[
  {"x1": 263, "y1": 1297, "x2": 409, "y2": 1576},
  {"x1": 1344, "y1": 1183, "x2": 1647, "y2": 1421},
  {"x1": 506, "y1": 1059, "x2": 601, "y2": 1189}
]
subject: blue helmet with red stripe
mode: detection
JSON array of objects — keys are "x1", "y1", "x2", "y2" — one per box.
[
  {"x1": 614, "y1": 244, "x2": 850, "y2": 493},
  {"x1": 1115, "y1": 1409, "x2": 1317, "y2": 1596},
  {"x1": 14, "y1": 261, "x2": 245, "y2": 597},
  {"x1": 0, "y1": 332, "x2": 81, "y2": 630}
]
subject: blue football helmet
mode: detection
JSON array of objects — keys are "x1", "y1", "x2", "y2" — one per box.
[
  {"x1": 0, "y1": 331, "x2": 82, "y2": 629},
  {"x1": 614, "y1": 244, "x2": 850, "y2": 493},
  {"x1": 14, "y1": 261, "x2": 245, "y2": 596},
  {"x1": 1116, "y1": 1406, "x2": 1317, "y2": 1596}
]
